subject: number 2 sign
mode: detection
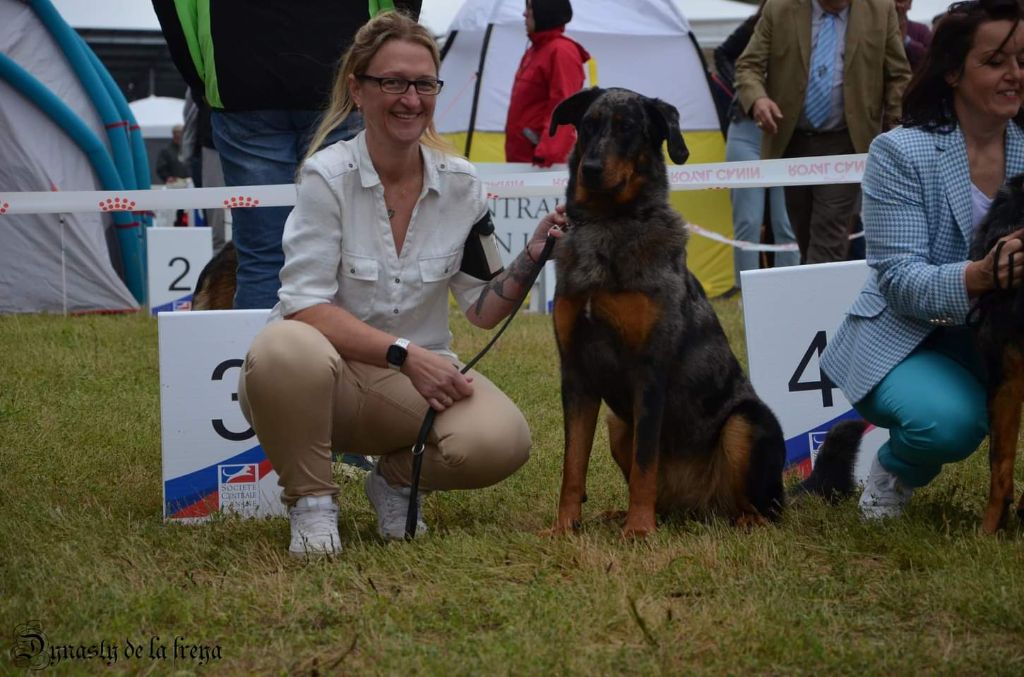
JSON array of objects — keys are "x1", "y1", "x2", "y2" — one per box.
[
  {"x1": 147, "y1": 227, "x2": 212, "y2": 315},
  {"x1": 741, "y1": 260, "x2": 887, "y2": 482}
]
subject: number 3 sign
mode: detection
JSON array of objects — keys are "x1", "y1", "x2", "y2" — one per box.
[
  {"x1": 158, "y1": 309, "x2": 284, "y2": 521},
  {"x1": 146, "y1": 227, "x2": 212, "y2": 314},
  {"x1": 742, "y1": 260, "x2": 888, "y2": 482}
]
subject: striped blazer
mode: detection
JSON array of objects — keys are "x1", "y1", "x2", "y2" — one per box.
[{"x1": 821, "y1": 123, "x2": 1024, "y2": 404}]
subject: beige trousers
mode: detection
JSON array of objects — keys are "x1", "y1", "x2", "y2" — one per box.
[{"x1": 237, "y1": 320, "x2": 531, "y2": 505}]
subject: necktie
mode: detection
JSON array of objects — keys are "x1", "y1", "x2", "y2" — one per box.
[{"x1": 804, "y1": 11, "x2": 837, "y2": 129}]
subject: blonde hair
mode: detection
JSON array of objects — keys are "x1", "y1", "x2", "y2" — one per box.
[{"x1": 302, "y1": 11, "x2": 454, "y2": 168}]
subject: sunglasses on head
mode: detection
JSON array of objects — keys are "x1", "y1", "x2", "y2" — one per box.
[{"x1": 948, "y1": 0, "x2": 1022, "y2": 14}]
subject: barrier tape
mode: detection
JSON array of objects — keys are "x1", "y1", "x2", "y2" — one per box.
[
  {"x1": 0, "y1": 153, "x2": 867, "y2": 216},
  {"x1": 0, "y1": 154, "x2": 868, "y2": 252},
  {"x1": 483, "y1": 153, "x2": 868, "y2": 198},
  {"x1": 686, "y1": 222, "x2": 864, "y2": 253}
]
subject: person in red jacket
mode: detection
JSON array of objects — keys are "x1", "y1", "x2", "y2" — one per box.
[{"x1": 505, "y1": 0, "x2": 590, "y2": 166}]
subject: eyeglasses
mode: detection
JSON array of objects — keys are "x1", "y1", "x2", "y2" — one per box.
[{"x1": 357, "y1": 75, "x2": 444, "y2": 95}]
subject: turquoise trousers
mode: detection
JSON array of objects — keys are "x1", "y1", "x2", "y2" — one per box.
[{"x1": 854, "y1": 329, "x2": 989, "y2": 488}]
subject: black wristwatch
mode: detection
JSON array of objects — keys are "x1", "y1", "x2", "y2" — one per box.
[{"x1": 386, "y1": 338, "x2": 410, "y2": 370}]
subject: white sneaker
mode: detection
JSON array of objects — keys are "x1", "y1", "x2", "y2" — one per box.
[
  {"x1": 364, "y1": 466, "x2": 427, "y2": 540},
  {"x1": 859, "y1": 454, "x2": 913, "y2": 520},
  {"x1": 288, "y1": 495, "x2": 341, "y2": 557}
]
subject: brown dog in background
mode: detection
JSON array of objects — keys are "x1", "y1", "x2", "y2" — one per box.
[{"x1": 190, "y1": 241, "x2": 236, "y2": 310}]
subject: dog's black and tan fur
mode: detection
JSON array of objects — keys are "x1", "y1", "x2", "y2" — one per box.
[
  {"x1": 546, "y1": 88, "x2": 856, "y2": 538},
  {"x1": 969, "y1": 173, "x2": 1024, "y2": 533}
]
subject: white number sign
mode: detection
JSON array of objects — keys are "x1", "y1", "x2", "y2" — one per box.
[
  {"x1": 158, "y1": 310, "x2": 284, "y2": 521},
  {"x1": 147, "y1": 227, "x2": 212, "y2": 314},
  {"x1": 742, "y1": 261, "x2": 888, "y2": 482}
]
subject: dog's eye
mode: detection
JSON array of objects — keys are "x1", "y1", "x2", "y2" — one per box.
[{"x1": 617, "y1": 119, "x2": 637, "y2": 134}]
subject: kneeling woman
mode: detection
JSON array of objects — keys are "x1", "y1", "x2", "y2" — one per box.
[
  {"x1": 822, "y1": 0, "x2": 1024, "y2": 520},
  {"x1": 238, "y1": 11, "x2": 565, "y2": 556}
]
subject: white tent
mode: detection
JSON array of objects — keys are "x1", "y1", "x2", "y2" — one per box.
[
  {"x1": 681, "y1": 0, "x2": 757, "y2": 49},
  {"x1": 436, "y1": 0, "x2": 737, "y2": 296},
  {"x1": 129, "y1": 95, "x2": 185, "y2": 139},
  {"x1": 421, "y1": 0, "x2": 465, "y2": 36},
  {"x1": 438, "y1": 0, "x2": 720, "y2": 146},
  {"x1": 423, "y1": 0, "x2": 756, "y2": 48},
  {"x1": 0, "y1": 0, "x2": 141, "y2": 314}
]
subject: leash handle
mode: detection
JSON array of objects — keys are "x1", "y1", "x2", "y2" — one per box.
[
  {"x1": 993, "y1": 240, "x2": 1007, "y2": 291},
  {"x1": 966, "y1": 237, "x2": 1021, "y2": 327},
  {"x1": 404, "y1": 234, "x2": 559, "y2": 540}
]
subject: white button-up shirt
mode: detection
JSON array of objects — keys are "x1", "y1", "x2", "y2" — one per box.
[{"x1": 271, "y1": 131, "x2": 490, "y2": 359}]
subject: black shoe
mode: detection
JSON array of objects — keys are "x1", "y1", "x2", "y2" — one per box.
[{"x1": 334, "y1": 453, "x2": 374, "y2": 472}]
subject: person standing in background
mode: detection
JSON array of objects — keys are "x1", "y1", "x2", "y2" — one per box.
[
  {"x1": 156, "y1": 124, "x2": 190, "y2": 227},
  {"x1": 735, "y1": 0, "x2": 911, "y2": 265},
  {"x1": 156, "y1": 124, "x2": 188, "y2": 185},
  {"x1": 716, "y1": 0, "x2": 800, "y2": 290},
  {"x1": 505, "y1": 0, "x2": 589, "y2": 167},
  {"x1": 181, "y1": 88, "x2": 227, "y2": 252},
  {"x1": 152, "y1": 0, "x2": 422, "y2": 310},
  {"x1": 895, "y1": 0, "x2": 933, "y2": 71}
]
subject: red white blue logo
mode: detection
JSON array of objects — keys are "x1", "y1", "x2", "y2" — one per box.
[{"x1": 219, "y1": 463, "x2": 259, "y2": 484}]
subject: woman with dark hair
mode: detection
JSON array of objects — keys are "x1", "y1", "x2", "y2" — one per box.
[
  {"x1": 822, "y1": 0, "x2": 1024, "y2": 520},
  {"x1": 716, "y1": 0, "x2": 799, "y2": 289},
  {"x1": 504, "y1": 0, "x2": 590, "y2": 166}
]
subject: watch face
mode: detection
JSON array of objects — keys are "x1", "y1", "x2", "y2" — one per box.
[{"x1": 386, "y1": 343, "x2": 407, "y2": 367}]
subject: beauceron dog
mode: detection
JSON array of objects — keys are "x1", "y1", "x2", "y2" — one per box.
[
  {"x1": 545, "y1": 87, "x2": 859, "y2": 538},
  {"x1": 969, "y1": 173, "x2": 1024, "y2": 534}
]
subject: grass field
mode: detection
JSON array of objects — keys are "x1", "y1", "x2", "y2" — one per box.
[{"x1": 2, "y1": 299, "x2": 1023, "y2": 675}]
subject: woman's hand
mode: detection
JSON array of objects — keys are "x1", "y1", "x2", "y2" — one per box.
[
  {"x1": 525, "y1": 203, "x2": 569, "y2": 264},
  {"x1": 966, "y1": 227, "x2": 1024, "y2": 296},
  {"x1": 401, "y1": 344, "x2": 474, "y2": 412}
]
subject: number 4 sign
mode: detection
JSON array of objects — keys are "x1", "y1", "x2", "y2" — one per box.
[
  {"x1": 742, "y1": 261, "x2": 888, "y2": 483},
  {"x1": 146, "y1": 227, "x2": 213, "y2": 315}
]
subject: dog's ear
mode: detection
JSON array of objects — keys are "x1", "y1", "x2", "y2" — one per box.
[
  {"x1": 1010, "y1": 172, "x2": 1024, "y2": 192},
  {"x1": 549, "y1": 87, "x2": 605, "y2": 136},
  {"x1": 644, "y1": 97, "x2": 689, "y2": 165}
]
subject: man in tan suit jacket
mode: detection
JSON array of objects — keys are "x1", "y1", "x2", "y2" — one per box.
[{"x1": 734, "y1": 0, "x2": 911, "y2": 264}]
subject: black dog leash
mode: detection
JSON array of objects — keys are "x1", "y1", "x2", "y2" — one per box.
[
  {"x1": 404, "y1": 234, "x2": 559, "y2": 539},
  {"x1": 993, "y1": 240, "x2": 1015, "y2": 292},
  {"x1": 967, "y1": 239, "x2": 1018, "y2": 327}
]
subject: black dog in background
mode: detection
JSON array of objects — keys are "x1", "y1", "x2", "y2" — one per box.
[
  {"x1": 544, "y1": 87, "x2": 861, "y2": 538},
  {"x1": 969, "y1": 173, "x2": 1024, "y2": 533}
]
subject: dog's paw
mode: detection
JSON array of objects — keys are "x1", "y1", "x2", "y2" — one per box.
[
  {"x1": 735, "y1": 512, "x2": 769, "y2": 530},
  {"x1": 538, "y1": 520, "x2": 581, "y2": 538},
  {"x1": 596, "y1": 510, "x2": 627, "y2": 523},
  {"x1": 982, "y1": 496, "x2": 1012, "y2": 534},
  {"x1": 981, "y1": 513, "x2": 1005, "y2": 535},
  {"x1": 620, "y1": 519, "x2": 656, "y2": 540}
]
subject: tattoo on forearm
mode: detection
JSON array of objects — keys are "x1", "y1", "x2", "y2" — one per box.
[{"x1": 473, "y1": 248, "x2": 541, "y2": 315}]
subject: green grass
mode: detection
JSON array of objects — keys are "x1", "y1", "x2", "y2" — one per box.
[{"x1": 2, "y1": 300, "x2": 1023, "y2": 675}]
